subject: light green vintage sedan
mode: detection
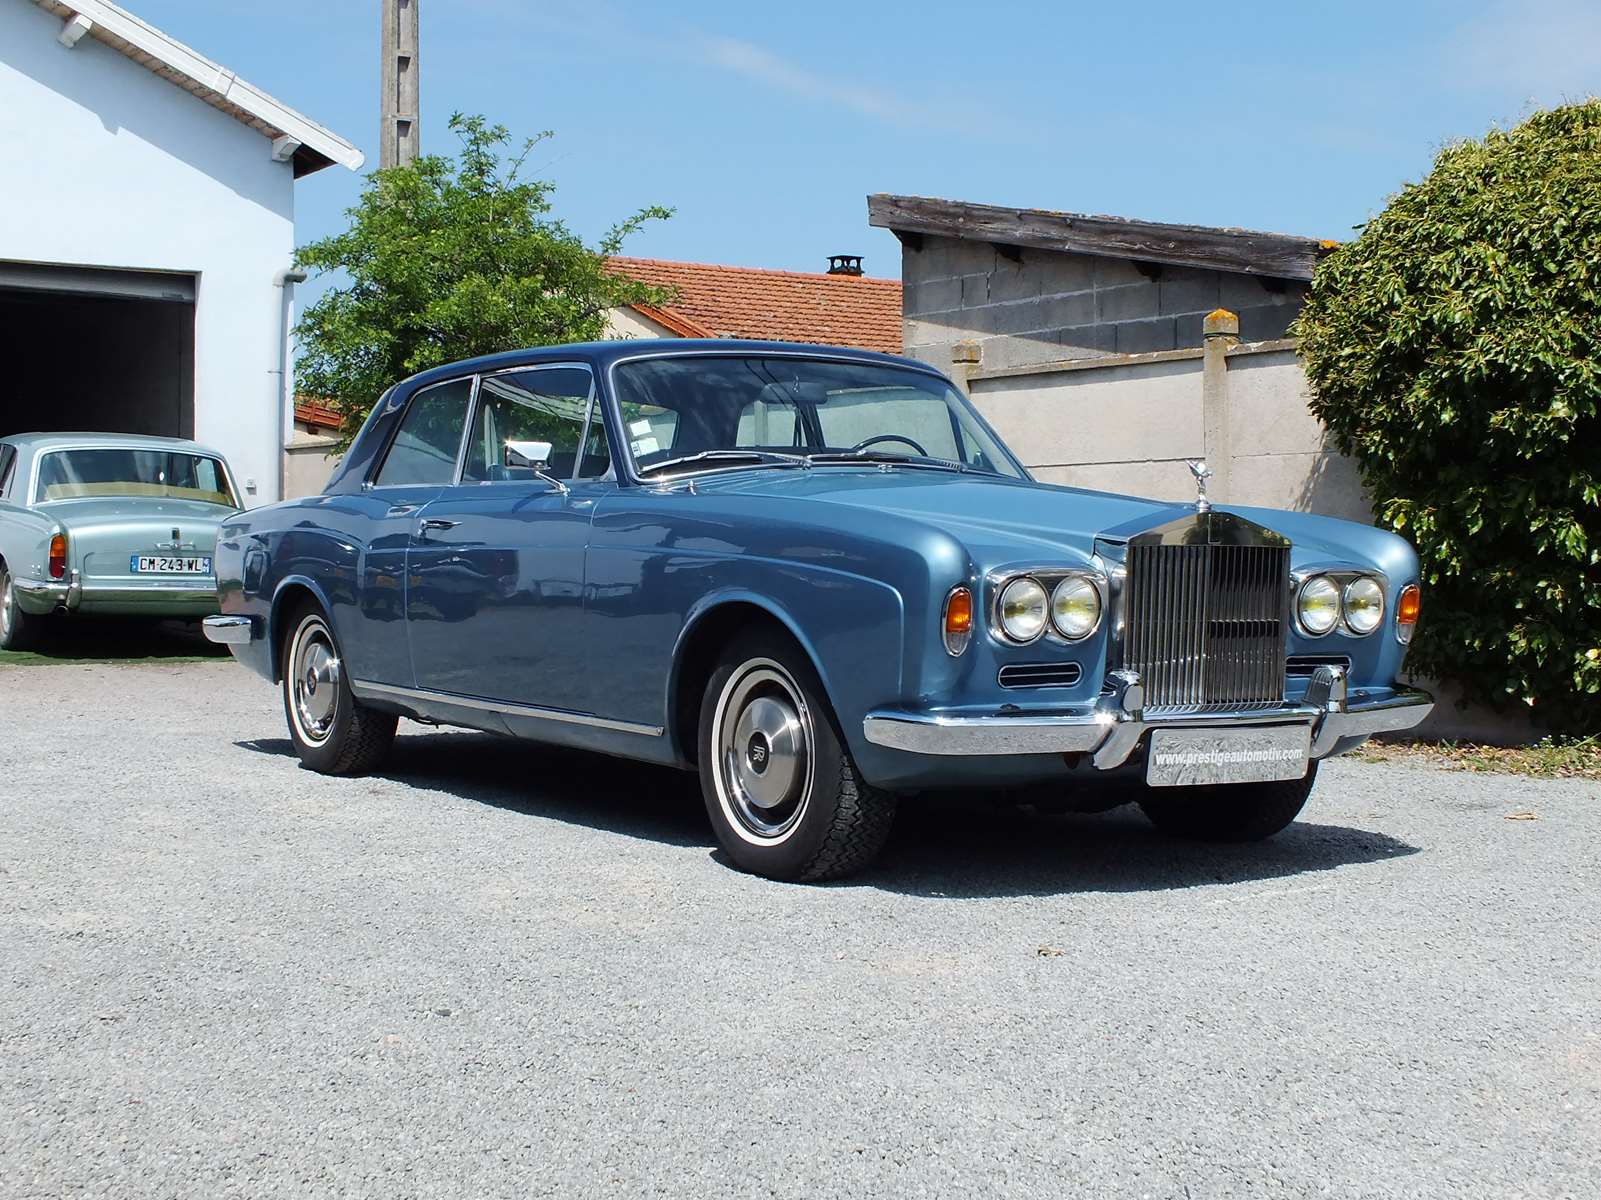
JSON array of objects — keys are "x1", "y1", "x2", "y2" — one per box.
[{"x1": 0, "y1": 433, "x2": 243, "y2": 650}]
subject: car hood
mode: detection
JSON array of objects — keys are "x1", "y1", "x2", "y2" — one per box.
[
  {"x1": 681, "y1": 467, "x2": 1403, "y2": 571},
  {"x1": 688, "y1": 468, "x2": 1180, "y2": 559}
]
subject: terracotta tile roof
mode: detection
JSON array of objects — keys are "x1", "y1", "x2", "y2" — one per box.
[
  {"x1": 607, "y1": 257, "x2": 902, "y2": 354},
  {"x1": 294, "y1": 398, "x2": 341, "y2": 430}
]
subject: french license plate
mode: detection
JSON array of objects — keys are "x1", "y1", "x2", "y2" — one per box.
[
  {"x1": 130, "y1": 555, "x2": 212, "y2": 575},
  {"x1": 1145, "y1": 725, "x2": 1310, "y2": 787}
]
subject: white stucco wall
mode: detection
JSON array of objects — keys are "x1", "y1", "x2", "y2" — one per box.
[
  {"x1": 604, "y1": 305, "x2": 681, "y2": 341},
  {"x1": 0, "y1": 0, "x2": 297, "y2": 504}
]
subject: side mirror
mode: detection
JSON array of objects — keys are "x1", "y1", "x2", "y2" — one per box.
[
  {"x1": 504, "y1": 439, "x2": 553, "y2": 470},
  {"x1": 502, "y1": 439, "x2": 569, "y2": 495}
]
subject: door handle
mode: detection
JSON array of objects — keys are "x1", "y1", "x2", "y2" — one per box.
[{"x1": 418, "y1": 518, "x2": 460, "y2": 533}]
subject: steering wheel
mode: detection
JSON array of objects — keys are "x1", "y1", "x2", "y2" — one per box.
[{"x1": 850, "y1": 433, "x2": 930, "y2": 457}]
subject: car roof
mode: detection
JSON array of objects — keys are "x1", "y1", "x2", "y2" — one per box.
[
  {"x1": 398, "y1": 338, "x2": 945, "y2": 392},
  {"x1": 1, "y1": 432, "x2": 229, "y2": 458}
]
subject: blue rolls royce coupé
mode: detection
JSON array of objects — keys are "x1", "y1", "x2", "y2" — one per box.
[{"x1": 205, "y1": 339, "x2": 1433, "y2": 881}]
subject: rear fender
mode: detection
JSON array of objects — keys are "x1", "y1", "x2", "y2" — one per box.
[{"x1": 268, "y1": 574, "x2": 339, "y2": 682}]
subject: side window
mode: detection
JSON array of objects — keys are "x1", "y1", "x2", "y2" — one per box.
[
  {"x1": 463, "y1": 367, "x2": 599, "y2": 483},
  {"x1": 374, "y1": 378, "x2": 474, "y2": 487},
  {"x1": 0, "y1": 445, "x2": 15, "y2": 499}
]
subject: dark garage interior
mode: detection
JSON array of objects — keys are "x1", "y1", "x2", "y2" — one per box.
[{"x1": 0, "y1": 263, "x2": 195, "y2": 442}]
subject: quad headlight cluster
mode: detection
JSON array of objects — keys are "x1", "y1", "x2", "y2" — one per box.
[
  {"x1": 1295, "y1": 572, "x2": 1387, "y2": 637},
  {"x1": 994, "y1": 570, "x2": 1104, "y2": 644}
]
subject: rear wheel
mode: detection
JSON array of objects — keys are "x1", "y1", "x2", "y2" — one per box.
[
  {"x1": 0, "y1": 565, "x2": 40, "y2": 652},
  {"x1": 698, "y1": 630, "x2": 896, "y2": 882},
  {"x1": 281, "y1": 603, "x2": 396, "y2": 774},
  {"x1": 1138, "y1": 762, "x2": 1319, "y2": 842}
]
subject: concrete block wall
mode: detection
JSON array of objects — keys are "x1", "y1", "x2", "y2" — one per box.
[{"x1": 902, "y1": 234, "x2": 1306, "y2": 374}]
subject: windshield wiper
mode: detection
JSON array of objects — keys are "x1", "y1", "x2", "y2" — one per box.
[
  {"x1": 637, "y1": 449, "x2": 809, "y2": 477},
  {"x1": 805, "y1": 450, "x2": 976, "y2": 474}
]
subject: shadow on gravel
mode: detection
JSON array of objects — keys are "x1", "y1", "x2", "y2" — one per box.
[
  {"x1": 237, "y1": 730, "x2": 710, "y2": 850},
  {"x1": 238, "y1": 730, "x2": 1420, "y2": 897},
  {"x1": 0, "y1": 618, "x2": 227, "y2": 666},
  {"x1": 862, "y1": 793, "x2": 1420, "y2": 899}
]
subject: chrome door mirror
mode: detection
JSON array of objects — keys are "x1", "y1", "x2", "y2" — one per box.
[
  {"x1": 505, "y1": 440, "x2": 553, "y2": 469},
  {"x1": 503, "y1": 439, "x2": 569, "y2": 495}
]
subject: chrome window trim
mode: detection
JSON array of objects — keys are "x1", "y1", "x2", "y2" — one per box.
[
  {"x1": 349, "y1": 678, "x2": 663, "y2": 737},
  {"x1": 457, "y1": 362, "x2": 601, "y2": 486},
  {"x1": 601, "y1": 348, "x2": 1029, "y2": 487},
  {"x1": 986, "y1": 566, "x2": 1107, "y2": 646},
  {"x1": 365, "y1": 373, "x2": 480, "y2": 491}
]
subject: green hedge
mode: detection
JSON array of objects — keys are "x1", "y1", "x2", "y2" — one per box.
[{"x1": 1295, "y1": 101, "x2": 1601, "y2": 731}]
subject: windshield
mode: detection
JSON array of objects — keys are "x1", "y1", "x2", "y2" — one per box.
[
  {"x1": 34, "y1": 448, "x2": 238, "y2": 507},
  {"x1": 610, "y1": 356, "x2": 1027, "y2": 479}
]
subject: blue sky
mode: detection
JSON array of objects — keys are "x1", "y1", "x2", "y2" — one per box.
[{"x1": 129, "y1": 0, "x2": 1601, "y2": 288}]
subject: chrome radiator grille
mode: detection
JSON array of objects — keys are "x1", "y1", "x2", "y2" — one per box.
[{"x1": 1123, "y1": 543, "x2": 1289, "y2": 711}]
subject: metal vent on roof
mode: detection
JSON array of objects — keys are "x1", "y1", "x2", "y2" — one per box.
[{"x1": 827, "y1": 255, "x2": 864, "y2": 276}]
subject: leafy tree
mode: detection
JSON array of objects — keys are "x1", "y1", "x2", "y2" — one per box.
[
  {"x1": 295, "y1": 113, "x2": 672, "y2": 446},
  {"x1": 1295, "y1": 101, "x2": 1601, "y2": 730}
]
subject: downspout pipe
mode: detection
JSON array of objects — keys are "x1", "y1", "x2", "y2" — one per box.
[{"x1": 273, "y1": 267, "x2": 308, "y2": 504}]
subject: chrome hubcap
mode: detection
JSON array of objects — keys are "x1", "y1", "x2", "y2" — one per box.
[
  {"x1": 290, "y1": 620, "x2": 340, "y2": 743},
  {"x1": 714, "y1": 661, "x2": 814, "y2": 842},
  {"x1": 0, "y1": 575, "x2": 12, "y2": 640}
]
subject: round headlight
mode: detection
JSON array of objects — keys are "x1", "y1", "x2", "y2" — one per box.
[
  {"x1": 1050, "y1": 576, "x2": 1101, "y2": 639},
  {"x1": 998, "y1": 576, "x2": 1049, "y2": 642},
  {"x1": 1297, "y1": 576, "x2": 1340, "y2": 636},
  {"x1": 1343, "y1": 576, "x2": 1384, "y2": 635}
]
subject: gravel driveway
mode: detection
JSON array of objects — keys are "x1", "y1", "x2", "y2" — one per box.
[{"x1": 3, "y1": 661, "x2": 1598, "y2": 1198}]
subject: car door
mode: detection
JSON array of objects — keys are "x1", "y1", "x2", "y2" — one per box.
[
  {"x1": 405, "y1": 364, "x2": 612, "y2": 709},
  {"x1": 341, "y1": 376, "x2": 474, "y2": 687}
]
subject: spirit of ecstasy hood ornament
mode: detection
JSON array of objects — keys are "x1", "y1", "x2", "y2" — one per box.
[{"x1": 1187, "y1": 460, "x2": 1213, "y2": 514}]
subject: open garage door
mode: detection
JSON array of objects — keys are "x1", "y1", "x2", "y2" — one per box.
[{"x1": 0, "y1": 262, "x2": 195, "y2": 441}]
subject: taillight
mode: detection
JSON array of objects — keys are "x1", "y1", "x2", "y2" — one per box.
[
  {"x1": 48, "y1": 532, "x2": 67, "y2": 580},
  {"x1": 1396, "y1": 583, "x2": 1421, "y2": 644},
  {"x1": 943, "y1": 586, "x2": 973, "y2": 656}
]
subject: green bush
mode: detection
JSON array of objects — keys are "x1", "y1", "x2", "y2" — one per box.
[{"x1": 1295, "y1": 101, "x2": 1601, "y2": 731}]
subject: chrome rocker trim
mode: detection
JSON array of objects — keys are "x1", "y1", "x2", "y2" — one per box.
[
  {"x1": 862, "y1": 665, "x2": 1433, "y2": 769},
  {"x1": 202, "y1": 615, "x2": 255, "y2": 645},
  {"x1": 349, "y1": 678, "x2": 665, "y2": 738}
]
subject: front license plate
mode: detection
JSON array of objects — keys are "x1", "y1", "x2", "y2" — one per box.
[
  {"x1": 130, "y1": 555, "x2": 212, "y2": 575},
  {"x1": 1145, "y1": 725, "x2": 1311, "y2": 788}
]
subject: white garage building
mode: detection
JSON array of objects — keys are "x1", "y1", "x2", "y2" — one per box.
[{"x1": 0, "y1": 0, "x2": 361, "y2": 505}]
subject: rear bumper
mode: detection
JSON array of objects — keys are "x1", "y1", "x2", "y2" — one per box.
[
  {"x1": 13, "y1": 569, "x2": 218, "y2": 616},
  {"x1": 202, "y1": 614, "x2": 255, "y2": 645},
  {"x1": 862, "y1": 666, "x2": 1434, "y2": 770}
]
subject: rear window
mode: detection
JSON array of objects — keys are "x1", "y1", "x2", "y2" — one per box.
[{"x1": 34, "y1": 449, "x2": 238, "y2": 507}]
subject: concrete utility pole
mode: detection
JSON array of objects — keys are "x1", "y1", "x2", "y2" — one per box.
[{"x1": 379, "y1": 0, "x2": 420, "y2": 169}]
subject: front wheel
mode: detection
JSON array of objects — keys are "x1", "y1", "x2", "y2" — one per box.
[
  {"x1": 698, "y1": 631, "x2": 896, "y2": 881},
  {"x1": 281, "y1": 604, "x2": 397, "y2": 774},
  {"x1": 0, "y1": 566, "x2": 41, "y2": 652},
  {"x1": 1138, "y1": 762, "x2": 1319, "y2": 842}
]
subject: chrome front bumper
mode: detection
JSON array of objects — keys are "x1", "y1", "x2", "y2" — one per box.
[{"x1": 862, "y1": 666, "x2": 1433, "y2": 770}]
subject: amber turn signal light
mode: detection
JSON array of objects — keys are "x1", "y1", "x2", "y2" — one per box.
[
  {"x1": 1396, "y1": 583, "x2": 1421, "y2": 644},
  {"x1": 48, "y1": 532, "x2": 67, "y2": 580},
  {"x1": 943, "y1": 586, "x2": 974, "y2": 656}
]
